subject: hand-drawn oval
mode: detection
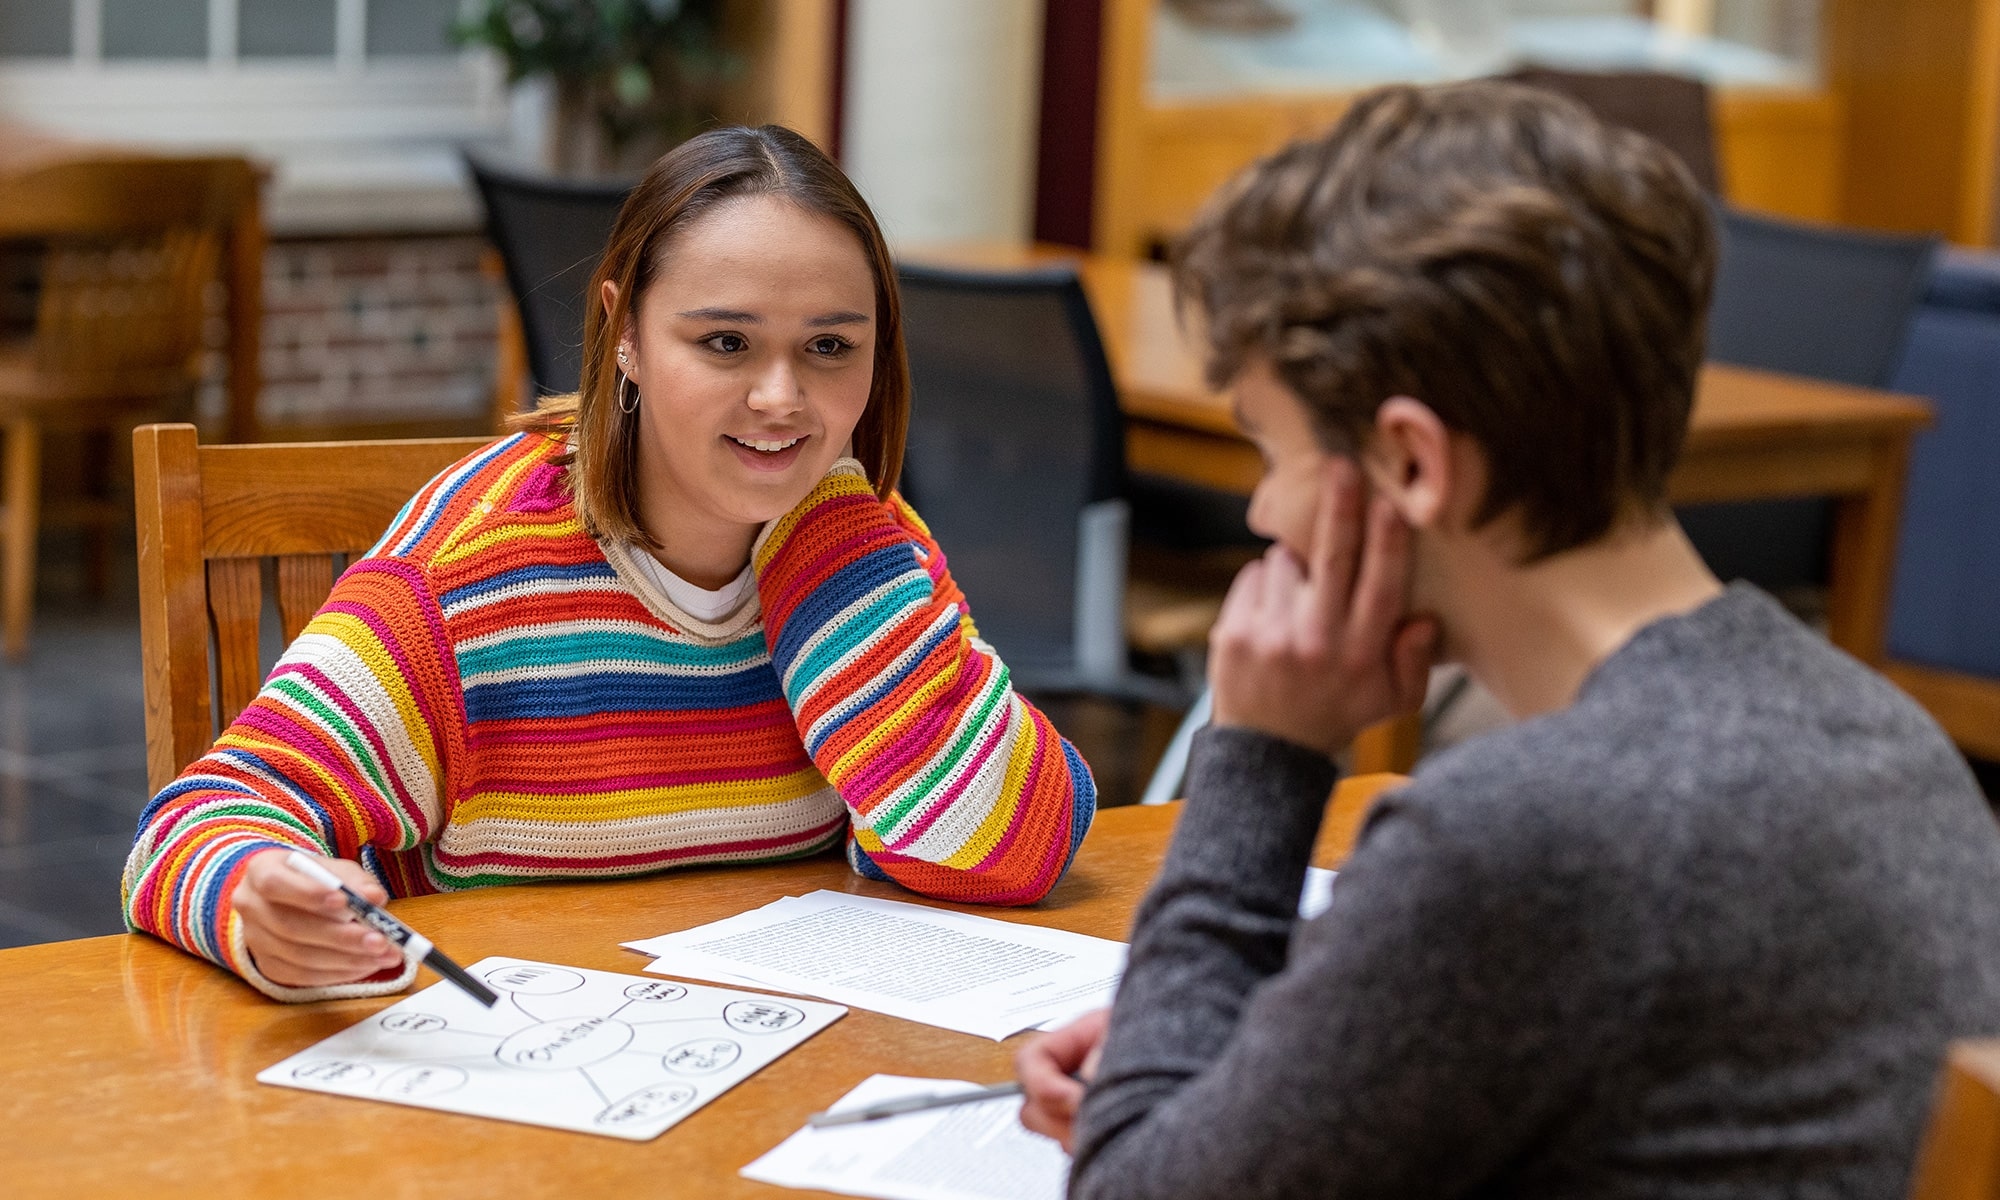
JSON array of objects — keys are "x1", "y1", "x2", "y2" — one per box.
[
  {"x1": 494, "y1": 1016, "x2": 634, "y2": 1071},
  {"x1": 662, "y1": 1037, "x2": 742, "y2": 1075},
  {"x1": 293, "y1": 1060, "x2": 375, "y2": 1085},
  {"x1": 722, "y1": 1000, "x2": 806, "y2": 1035},
  {"x1": 380, "y1": 1064, "x2": 468, "y2": 1098},
  {"x1": 482, "y1": 964, "x2": 586, "y2": 995},
  {"x1": 623, "y1": 981, "x2": 688, "y2": 1003},
  {"x1": 596, "y1": 1083, "x2": 698, "y2": 1128},
  {"x1": 380, "y1": 1011, "x2": 447, "y2": 1033}
]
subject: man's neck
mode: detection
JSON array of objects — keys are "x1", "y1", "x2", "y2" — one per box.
[{"x1": 1441, "y1": 516, "x2": 1725, "y2": 720}]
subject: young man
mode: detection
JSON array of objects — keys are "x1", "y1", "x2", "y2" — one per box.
[{"x1": 1018, "y1": 81, "x2": 2000, "y2": 1198}]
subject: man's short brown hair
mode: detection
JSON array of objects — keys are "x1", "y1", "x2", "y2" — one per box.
[{"x1": 1174, "y1": 80, "x2": 1717, "y2": 559}]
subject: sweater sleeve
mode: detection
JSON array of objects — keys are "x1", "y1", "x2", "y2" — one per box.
[
  {"x1": 1070, "y1": 726, "x2": 1621, "y2": 1200},
  {"x1": 121, "y1": 555, "x2": 466, "y2": 1002},
  {"x1": 752, "y1": 462, "x2": 1095, "y2": 905}
]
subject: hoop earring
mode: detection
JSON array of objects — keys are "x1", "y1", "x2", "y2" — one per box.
[{"x1": 617, "y1": 372, "x2": 639, "y2": 415}]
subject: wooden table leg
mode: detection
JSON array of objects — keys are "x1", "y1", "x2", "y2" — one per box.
[
  {"x1": 2, "y1": 418, "x2": 38, "y2": 660},
  {"x1": 1825, "y1": 436, "x2": 1914, "y2": 666},
  {"x1": 224, "y1": 189, "x2": 265, "y2": 444},
  {"x1": 483, "y1": 248, "x2": 529, "y2": 430}
]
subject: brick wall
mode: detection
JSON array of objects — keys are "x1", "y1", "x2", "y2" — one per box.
[{"x1": 236, "y1": 232, "x2": 504, "y2": 431}]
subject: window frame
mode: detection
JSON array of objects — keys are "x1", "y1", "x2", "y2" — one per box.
[{"x1": 0, "y1": 0, "x2": 531, "y2": 235}]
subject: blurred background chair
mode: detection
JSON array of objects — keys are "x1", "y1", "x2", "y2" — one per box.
[
  {"x1": 897, "y1": 261, "x2": 1208, "y2": 713},
  {"x1": 1883, "y1": 248, "x2": 2000, "y2": 765},
  {"x1": 466, "y1": 156, "x2": 633, "y2": 412},
  {"x1": 1502, "y1": 66, "x2": 1721, "y2": 193},
  {"x1": 1680, "y1": 207, "x2": 1938, "y2": 604},
  {"x1": 0, "y1": 154, "x2": 258, "y2": 660}
]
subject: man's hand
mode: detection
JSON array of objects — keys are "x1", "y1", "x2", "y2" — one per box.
[
  {"x1": 1209, "y1": 458, "x2": 1437, "y2": 758},
  {"x1": 235, "y1": 848, "x2": 406, "y2": 988},
  {"x1": 1016, "y1": 1006, "x2": 1111, "y2": 1151}
]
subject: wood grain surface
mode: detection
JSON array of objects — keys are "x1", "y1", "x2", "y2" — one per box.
[{"x1": 4, "y1": 779, "x2": 1395, "y2": 1198}]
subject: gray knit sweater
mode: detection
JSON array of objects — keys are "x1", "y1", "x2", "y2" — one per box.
[{"x1": 1071, "y1": 586, "x2": 2000, "y2": 1199}]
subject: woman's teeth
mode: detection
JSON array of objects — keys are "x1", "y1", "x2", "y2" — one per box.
[{"x1": 730, "y1": 435, "x2": 803, "y2": 453}]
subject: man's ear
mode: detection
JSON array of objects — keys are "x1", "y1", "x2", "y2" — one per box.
[{"x1": 1362, "y1": 396, "x2": 1453, "y2": 531}]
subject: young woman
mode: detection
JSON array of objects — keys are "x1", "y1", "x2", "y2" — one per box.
[{"x1": 124, "y1": 126, "x2": 1096, "y2": 1002}]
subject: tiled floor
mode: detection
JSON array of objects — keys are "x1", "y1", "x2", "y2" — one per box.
[{"x1": 0, "y1": 564, "x2": 150, "y2": 948}]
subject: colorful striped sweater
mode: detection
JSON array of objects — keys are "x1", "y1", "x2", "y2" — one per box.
[{"x1": 123, "y1": 434, "x2": 1096, "y2": 1001}]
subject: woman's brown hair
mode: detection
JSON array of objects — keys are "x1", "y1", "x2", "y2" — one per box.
[{"x1": 526, "y1": 124, "x2": 909, "y2": 547}]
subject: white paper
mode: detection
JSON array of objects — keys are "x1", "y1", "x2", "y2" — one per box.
[
  {"x1": 624, "y1": 891, "x2": 1126, "y2": 1040},
  {"x1": 741, "y1": 1073, "x2": 1069, "y2": 1200},
  {"x1": 258, "y1": 956, "x2": 844, "y2": 1141},
  {"x1": 1300, "y1": 867, "x2": 1338, "y2": 919}
]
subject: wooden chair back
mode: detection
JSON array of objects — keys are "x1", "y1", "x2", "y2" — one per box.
[
  {"x1": 132, "y1": 422, "x2": 492, "y2": 794},
  {"x1": 1910, "y1": 1040, "x2": 2000, "y2": 1199},
  {"x1": 0, "y1": 155, "x2": 257, "y2": 390}
]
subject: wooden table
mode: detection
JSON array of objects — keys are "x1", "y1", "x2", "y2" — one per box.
[
  {"x1": 0, "y1": 122, "x2": 266, "y2": 443},
  {"x1": 2, "y1": 782, "x2": 1391, "y2": 1198},
  {"x1": 904, "y1": 246, "x2": 1935, "y2": 769}
]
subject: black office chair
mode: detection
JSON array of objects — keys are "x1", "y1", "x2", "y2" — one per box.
[
  {"x1": 896, "y1": 262, "x2": 1188, "y2": 708},
  {"x1": 466, "y1": 156, "x2": 635, "y2": 403},
  {"x1": 1681, "y1": 207, "x2": 1939, "y2": 592}
]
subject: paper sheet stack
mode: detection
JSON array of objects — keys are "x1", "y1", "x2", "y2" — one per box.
[{"x1": 623, "y1": 891, "x2": 1127, "y2": 1041}]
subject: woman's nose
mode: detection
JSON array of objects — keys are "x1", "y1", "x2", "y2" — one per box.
[{"x1": 747, "y1": 359, "x2": 804, "y2": 415}]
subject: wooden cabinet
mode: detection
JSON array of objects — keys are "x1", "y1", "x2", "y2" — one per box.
[{"x1": 1831, "y1": 0, "x2": 2000, "y2": 245}]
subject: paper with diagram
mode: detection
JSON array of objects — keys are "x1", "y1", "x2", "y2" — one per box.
[
  {"x1": 623, "y1": 891, "x2": 1126, "y2": 1040},
  {"x1": 258, "y1": 956, "x2": 844, "y2": 1141},
  {"x1": 741, "y1": 1073, "x2": 1069, "y2": 1200}
]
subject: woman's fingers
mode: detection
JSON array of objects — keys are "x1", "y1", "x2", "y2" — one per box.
[
  {"x1": 247, "y1": 851, "x2": 387, "y2": 913},
  {"x1": 248, "y1": 941, "x2": 394, "y2": 989},
  {"x1": 238, "y1": 849, "x2": 405, "y2": 985},
  {"x1": 245, "y1": 891, "x2": 391, "y2": 957}
]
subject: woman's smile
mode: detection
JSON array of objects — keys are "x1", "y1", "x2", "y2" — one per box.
[{"x1": 725, "y1": 432, "x2": 811, "y2": 471}]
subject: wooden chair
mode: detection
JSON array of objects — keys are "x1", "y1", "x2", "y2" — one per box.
[
  {"x1": 132, "y1": 422, "x2": 491, "y2": 794},
  {"x1": 0, "y1": 154, "x2": 261, "y2": 659},
  {"x1": 1909, "y1": 1040, "x2": 2000, "y2": 1199}
]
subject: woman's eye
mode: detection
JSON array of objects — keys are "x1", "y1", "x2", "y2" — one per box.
[
  {"x1": 703, "y1": 333, "x2": 748, "y2": 354},
  {"x1": 809, "y1": 336, "x2": 852, "y2": 357}
]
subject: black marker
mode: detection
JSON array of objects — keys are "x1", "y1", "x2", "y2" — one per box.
[{"x1": 286, "y1": 851, "x2": 497, "y2": 1007}]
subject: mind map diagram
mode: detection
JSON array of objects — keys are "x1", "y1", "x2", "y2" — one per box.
[{"x1": 258, "y1": 956, "x2": 846, "y2": 1141}]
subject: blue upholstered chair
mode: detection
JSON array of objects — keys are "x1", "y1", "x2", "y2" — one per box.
[
  {"x1": 1884, "y1": 249, "x2": 2000, "y2": 762},
  {"x1": 1681, "y1": 207, "x2": 1939, "y2": 594}
]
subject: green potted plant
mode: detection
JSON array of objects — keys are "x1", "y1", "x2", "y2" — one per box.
[{"x1": 454, "y1": 0, "x2": 740, "y2": 176}]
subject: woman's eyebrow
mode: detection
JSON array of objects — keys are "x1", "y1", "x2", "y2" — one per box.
[
  {"x1": 807, "y1": 311, "x2": 870, "y2": 328},
  {"x1": 677, "y1": 306, "x2": 761, "y2": 323}
]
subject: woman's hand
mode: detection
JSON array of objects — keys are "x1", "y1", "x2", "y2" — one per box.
[
  {"x1": 1016, "y1": 1006, "x2": 1111, "y2": 1151},
  {"x1": 235, "y1": 848, "x2": 406, "y2": 988},
  {"x1": 1209, "y1": 458, "x2": 1438, "y2": 758}
]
